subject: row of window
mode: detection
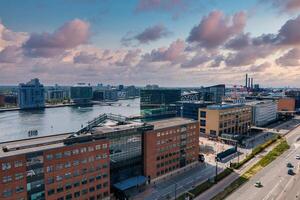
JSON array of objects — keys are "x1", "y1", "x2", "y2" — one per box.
[
  {"x1": 46, "y1": 156, "x2": 108, "y2": 173},
  {"x1": 156, "y1": 151, "x2": 179, "y2": 161},
  {"x1": 2, "y1": 172, "x2": 24, "y2": 183},
  {"x1": 48, "y1": 181, "x2": 108, "y2": 197},
  {"x1": 156, "y1": 165, "x2": 179, "y2": 177},
  {"x1": 156, "y1": 125, "x2": 196, "y2": 137},
  {"x1": 46, "y1": 144, "x2": 108, "y2": 161},
  {"x1": 156, "y1": 158, "x2": 180, "y2": 169},
  {"x1": 2, "y1": 186, "x2": 24, "y2": 198},
  {"x1": 47, "y1": 167, "x2": 108, "y2": 185},
  {"x1": 156, "y1": 132, "x2": 197, "y2": 146},
  {"x1": 53, "y1": 191, "x2": 109, "y2": 200},
  {"x1": 1, "y1": 160, "x2": 23, "y2": 171}
]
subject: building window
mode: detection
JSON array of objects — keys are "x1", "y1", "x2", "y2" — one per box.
[
  {"x1": 47, "y1": 189, "x2": 55, "y2": 196},
  {"x1": 95, "y1": 145, "x2": 101, "y2": 150},
  {"x1": 74, "y1": 182, "x2": 80, "y2": 188},
  {"x1": 88, "y1": 147, "x2": 94, "y2": 152},
  {"x1": 14, "y1": 161, "x2": 23, "y2": 168},
  {"x1": 15, "y1": 173, "x2": 24, "y2": 180},
  {"x1": 80, "y1": 147, "x2": 87, "y2": 153},
  {"x1": 200, "y1": 111, "x2": 206, "y2": 118},
  {"x1": 74, "y1": 191, "x2": 80, "y2": 198},
  {"x1": 102, "y1": 144, "x2": 108, "y2": 149},
  {"x1": 46, "y1": 154, "x2": 53, "y2": 160},
  {"x1": 200, "y1": 120, "x2": 206, "y2": 126},
  {"x1": 65, "y1": 183, "x2": 72, "y2": 190},
  {"x1": 2, "y1": 175, "x2": 12, "y2": 183},
  {"x1": 55, "y1": 153, "x2": 63, "y2": 159},
  {"x1": 210, "y1": 130, "x2": 217, "y2": 136},
  {"x1": 16, "y1": 186, "x2": 24, "y2": 193},
  {"x1": 2, "y1": 189, "x2": 12, "y2": 197},
  {"x1": 96, "y1": 184, "x2": 102, "y2": 190},
  {"x1": 72, "y1": 149, "x2": 79, "y2": 155},
  {"x1": 2, "y1": 162, "x2": 11, "y2": 170},
  {"x1": 56, "y1": 186, "x2": 63, "y2": 193},
  {"x1": 64, "y1": 151, "x2": 71, "y2": 157}
]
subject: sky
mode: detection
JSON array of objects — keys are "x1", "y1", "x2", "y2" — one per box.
[{"x1": 0, "y1": 0, "x2": 300, "y2": 87}]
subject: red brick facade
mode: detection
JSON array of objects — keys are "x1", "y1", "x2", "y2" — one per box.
[
  {"x1": 144, "y1": 121, "x2": 199, "y2": 181},
  {"x1": 0, "y1": 139, "x2": 110, "y2": 200}
]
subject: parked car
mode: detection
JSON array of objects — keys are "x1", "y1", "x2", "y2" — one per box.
[
  {"x1": 288, "y1": 169, "x2": 294, "y2": 175},
  {"x1": 296, "y1": 155, "x2": 300, "y2": 160},
  {"x1": 287, "y1": 162, "x2": 294, "y2": 168}
]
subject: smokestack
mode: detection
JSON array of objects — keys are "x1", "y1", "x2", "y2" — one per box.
[
  {"x1": 245, "y1": 74, "x2": 248, "y2": 88},
  {"x1": 251, "y1": 78, "x2": 253, "y2": 89},
  {"x1": 248, "y1": 78, "x2": 251, "y2": 89}
]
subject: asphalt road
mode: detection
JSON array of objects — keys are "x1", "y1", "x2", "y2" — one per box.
[{"x1": 226, "y1": 122, "x2": 300, "y2": 200}]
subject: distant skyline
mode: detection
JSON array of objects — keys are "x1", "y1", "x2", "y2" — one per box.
[{"x1": 0, "y1": 0, "x2": 300, "y2": 87}]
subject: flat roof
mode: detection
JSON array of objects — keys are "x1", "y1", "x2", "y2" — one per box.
[
  {"x1": 92, "y1": 119, "x2": 146, "y2": 134},
  {"x1": 0, "y1": 133, "x2": 72, "y2": 158},
  {"x1": 148, "y1": 117, "x2": 196, "y2": 130},
  {"x1": 206, "y1": 104, "x2": 247, "y2": 110}
]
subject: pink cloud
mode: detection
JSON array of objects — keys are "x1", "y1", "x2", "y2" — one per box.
[
  {"x1": 266, "y1": 0, "x2": 300, "y2": 13},
  {"x1": 122, "y1": 24, "x2": 170, "y2": 45},
  {"x1": 23, "y1": 19, "x2": 90, "y2": 57},
  {"x1": 143, "y1": 39, "x2": 185, "y2": 63},
  {"x1": 276, "y1": 48, "x2": 300, "y2": 67},
  {"x1": 187, "y1": 10, "x2": 247, "y2": 48}
]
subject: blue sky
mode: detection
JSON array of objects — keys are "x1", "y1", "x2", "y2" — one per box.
[{"x1": 0, "y1": 0, "x2": 299, "y2": 87}]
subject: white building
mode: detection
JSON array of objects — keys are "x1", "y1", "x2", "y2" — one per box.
[{"x1": 246, "y1": 100, "x2": 277, "y2": 127}]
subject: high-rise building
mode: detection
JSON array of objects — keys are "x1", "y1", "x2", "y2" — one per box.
[
  {"x1": 277, "y1": 98, "x2": 296, "y2": 112},
  {"x1": 70, "y1": 83, "x2": 93, "y2": 104},
  {"x1": 286, "y1": 91, "x2": 300, "y2": 111},
  {"x1": 199, "y1": 104, "x2": 252, "y2": 142},
  {"x1": 18, "y1": 78, "x2": 45, "y2": 109}
]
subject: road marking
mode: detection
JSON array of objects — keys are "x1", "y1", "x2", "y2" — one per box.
[{"x1": 262, "y1": 178, "x2": 283, "y2": 200}]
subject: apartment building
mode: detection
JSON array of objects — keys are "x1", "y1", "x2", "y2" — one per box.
[
  {"x1": 0, "y1": 133, "x2": 110, "y2": 200},
  {"x1": 143, "y1": 118, "x2": 199, "y2": 181},
  {"x1": 199, "y1": 104, "x2": 252, "y2": 141}
]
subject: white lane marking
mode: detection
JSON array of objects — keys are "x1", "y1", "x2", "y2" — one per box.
[{"x1": 262, "y1": 178, "x2": 283, "y2": 200}]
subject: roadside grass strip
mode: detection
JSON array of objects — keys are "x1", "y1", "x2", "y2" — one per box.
[{"x1": 211, "y1": 139, "x2": 290, "y2": 200}]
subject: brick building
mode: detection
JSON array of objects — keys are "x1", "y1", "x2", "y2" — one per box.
[
  {"x1": 277, "y1": 98, "x2": 296, "y2": 112},
  {"x1": 0, "y1": 133, "x2": 110, "y2": 200},
  {"x1": 143, "y1": 118, "x2": 199, "y2": 181}
]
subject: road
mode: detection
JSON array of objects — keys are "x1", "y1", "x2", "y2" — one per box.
[{"x1": 226, "y1": 121, "x2": 300, "y2": 200}]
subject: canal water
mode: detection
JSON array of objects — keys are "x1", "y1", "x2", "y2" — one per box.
[{"x1": 0, "y1": 98, "x2": 140, "y2": 142}]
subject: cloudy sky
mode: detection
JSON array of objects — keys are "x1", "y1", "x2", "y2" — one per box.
[{"x1": 0, "y1": 0, "x2": 300, "y2": 87}]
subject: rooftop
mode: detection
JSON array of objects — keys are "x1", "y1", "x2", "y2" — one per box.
[
  {"x1": 0, "y1": 133, "x2": 72, "y2": 158},
  {"x1": 206, "y1": 104, "x2": 246, "y2": 110},
  {"x1": 92, "y1": 119, "x2": 147, "y2": 134},
  {"x1": 148, "y1": 117, "x2": 196, "y2": 130}
]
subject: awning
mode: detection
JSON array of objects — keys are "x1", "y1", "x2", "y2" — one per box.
[{"x1": 114, "y1": 176, "x2": 147, "y2": 191}]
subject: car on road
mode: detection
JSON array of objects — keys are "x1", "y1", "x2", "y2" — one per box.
[
  {"x1": 254, "y1": 181, "x2": 263, "y2": 188},
  {"x1": 296, "y1": 155, "x2": 300, "y2": 160},
  {"x1": 287, "y1": 162, "x2": 294, "y2": 168},
  {"x1": 288, "y1": 169, "x2": 294, "y2": 175}
]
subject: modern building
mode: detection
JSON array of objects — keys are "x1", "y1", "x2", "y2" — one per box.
[
  {"x1": 176, "y1": 101, "x2": 214, "y2": 120},
  {"x1": 277, "y1": 98, "x2": 296, "y2": 112},
  {"x1": 143, "y1": 118, "x2": 199, "y2": 181},
  {"x1": 103, "y1": 89, "x2": 118, "y2": 101},
  {"x1": 18, "y1": 78, "x2": 45, "y2": 109},
  {"x1": 199, "y1": 84, "x2": 225, "y2": 104},
  {"x1": 140, "y1": 89, "x2": 181, "y2": 109},
  {"x1": 70, "y1": 83, "x2": 93, "y2": 104},
  {"x1": 93, "y1": 90, "x2": 104, "y2": 101},
  {"x1": 0, "y1": 133, "x2": 110, "y2": 200},
  {"x1": 199, "y1": 104, "x2": 252, "y2": 142},
  {"x1": 246, "y1": 100, "x2": 277, "y2": 127}
]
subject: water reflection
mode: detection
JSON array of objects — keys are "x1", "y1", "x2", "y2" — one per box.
[{"x1": 0, "y1": 99, "x2": 140, "y2": 142}]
